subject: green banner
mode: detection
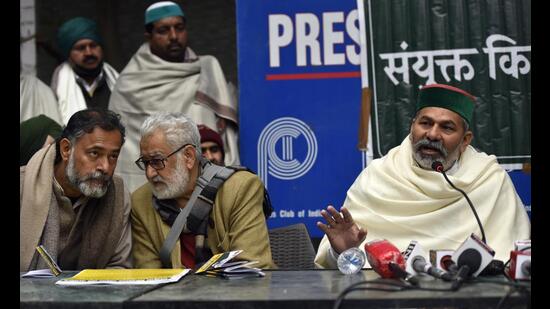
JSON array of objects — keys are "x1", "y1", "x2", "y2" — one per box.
[{"x1": 364, "y1": 0, "x2": 530, "y2": 163}]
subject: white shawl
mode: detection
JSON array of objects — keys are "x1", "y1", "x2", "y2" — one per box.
[
  {"x1": 20, "y1": 74, "x2": 62, "y2": 124},
  {"x1": 315, "y1": 135, "x2": 530, "y2": 266},
  {"x1": 51, "y1": 62, "x2": 119, "y2": 125},
  {"x1": 109, "y1": 43, "x2": 239, "y2": 192}
]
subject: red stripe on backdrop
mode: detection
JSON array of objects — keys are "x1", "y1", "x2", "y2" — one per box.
[{"x1": 266, "y1": 71, "x2": 361, "y2": 80}]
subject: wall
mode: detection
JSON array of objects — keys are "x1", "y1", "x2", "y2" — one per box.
[{"x1": 33, "y1": 0, "x2": 238, "y2": 87}]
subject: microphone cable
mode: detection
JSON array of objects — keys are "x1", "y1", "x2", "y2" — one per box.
[
  {"x1": 332, "y1": 276, "x2": 465, "y2": 309},
  {"x1": 432, "y1": 161, "x2": 486, "y2": 244}
]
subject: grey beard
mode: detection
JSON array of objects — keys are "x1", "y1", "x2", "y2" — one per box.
[
  {"x1": 66, "y1": 151, "x2": 110, "y2": 198},
  {"x1": 411, "y1": 138, "x2": 460, "y2": 171},
  {"x1": 150, "y1": 156, "x2": 189, "y2": 200}
]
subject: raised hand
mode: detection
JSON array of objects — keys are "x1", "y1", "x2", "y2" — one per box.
[{"x1": 316, "y1": 205, "x2": 367, "y2": 254}]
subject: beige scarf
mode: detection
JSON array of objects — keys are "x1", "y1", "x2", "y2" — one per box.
[
  {"x1": 20, "y1": 144, "x2": 127, "y2": 271},
  {"x1": 315, "y1": 135, "x2": 530, "y2": 267},
  {"x1": 20, "y1": 144, "x2": 57, "y2": 271},
  {"x1": 109, "y1": 43, "x2": 239, "y2": 193}
]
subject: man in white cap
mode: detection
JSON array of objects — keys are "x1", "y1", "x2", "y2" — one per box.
[
  {"x1": 50, "y1": 17, "x2": 119, "y2": 125},
  {"x1": 109, "y1": 1, "x2": 239, "y2": 192}
]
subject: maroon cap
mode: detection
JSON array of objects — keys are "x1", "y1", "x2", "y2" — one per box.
[{"x1": 198, "y1": 124, "x2": 224, "y2": 154}]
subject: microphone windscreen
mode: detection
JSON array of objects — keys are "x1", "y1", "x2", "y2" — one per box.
[
  {"x1": 431, "y1": 161, "x2": 443, "y2": 172},
  {"x1": 364, "y1": 239, "x2": 405, "y2": 278},
  {"x1": 456, "y1": 248, "x2": 482, "y2": 276}
]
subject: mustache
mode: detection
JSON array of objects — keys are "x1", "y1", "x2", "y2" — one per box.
[
  {"x1": 413, "y1": 139, "x2": 448, "y2": 157},
  {"x1": 151, "y1": 175, "x2": 166, "y2": 184},
  {"x1": 83, "y1": 55, "x2": 99, "y2": 63},
  {"x1": 168, "y1": 42, "x2": 183, "y2": 49},
  {"x1": 81, "y1": 171, "x2": 110, "y2": 183}
]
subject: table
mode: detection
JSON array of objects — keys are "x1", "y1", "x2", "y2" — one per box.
[
  {"x1": 20, "y1": 271, "x2": 157, "y2": 309},
  {"x1": 20, "y1": 270, "x2": 530, "y2": 309}
]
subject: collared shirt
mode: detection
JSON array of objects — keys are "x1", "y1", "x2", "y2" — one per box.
[{"x1": 75, "y1": 71, "x2": 105, "y2": 97}]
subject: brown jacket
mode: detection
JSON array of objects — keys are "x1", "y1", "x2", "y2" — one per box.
[{"x1": 131, "y1": 170, "x2": 275, "y2": 269}]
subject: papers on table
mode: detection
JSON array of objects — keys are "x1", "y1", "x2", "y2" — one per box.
[
  {"x1": 195, "y1": 250, "x2": 265, "y2": 279},
  {"x1": 21, "y1": 269, "x2": 56, "y2": 278},
  {"x1": 55, "y1": 269, "x2": 190, "y2": 286}
]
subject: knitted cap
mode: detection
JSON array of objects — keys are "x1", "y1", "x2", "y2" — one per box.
[
  {"x1": 417, "y1": 84, "x2": 476, "y2": 125},
  {"x1": 57, "y1": 17, "x2": 102, "y2": 59},
  {"x1": 145, "y1": 1, "x2": 185, "y2": 25},
  {"x1": 20, "y1": 115, "x2": 63, "y2": 166},
  {"x1": 198, "y1": 125, "x2": 224, "y2": 154}
]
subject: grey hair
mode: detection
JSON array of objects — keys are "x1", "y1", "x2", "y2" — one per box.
[{"x1": 140, "y1": 112, "x2": 202, "y2": 157}]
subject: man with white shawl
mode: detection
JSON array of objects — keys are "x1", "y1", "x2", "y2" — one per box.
[
  {"x1": 314, "y1": 84, "x2": 530, "y2": 267},
  {"x1": 51, "y1": 17, "x2": 119, "y2": 125},
  {"x1": 109, "y1": 1, "x2": 239, "y2": 192},
  {"x1": 20, "y1": 74, "x2": 62, "y2": 124}
]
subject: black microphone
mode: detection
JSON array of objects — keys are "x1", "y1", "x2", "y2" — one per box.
[
  {"x1": 431, "y1": 161, "x2": 487, "y2": 244},
  {"x1": 521, "y1": 260, "x2": 531, "y2": 276},
  {"x1": 439, "y1": 253, "x2": 458, "y2": 274},
  {"x1": 451, "y1": 265, "x2": 470, "y2": 291}
]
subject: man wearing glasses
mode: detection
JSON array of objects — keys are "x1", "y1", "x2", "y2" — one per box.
[
  {"x1": 20, "y1": 109, "x2": 132, "y2": 272},
  {"x1": 131, "y1": 112, "x2": 274, "y2": 269}
]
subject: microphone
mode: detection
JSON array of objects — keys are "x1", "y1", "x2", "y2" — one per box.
[
  {"x1": 452, "y1": 233, "x2": 495, "y2": 277},
  {"x1": 404, "y1": 241, "x2": 453, "y2": 281},
  {"x1": 508, "y1": 245, "x2": 531, "y2": 280},
  {"x1": 521, "y1": 260, "x2": 531, "y2": 276},
  {"x1": 451, "y1": 264, "x2": 470, "y2": 291},
  {"x1": 431, "y1": 161, "x2": 487, "y2": 244},
  {"x1": 364, "y1": 239, "x2": 418, "y2": 285},
  {"x1": 430, "y1": 249, "x2": 457, "y2": 274}
]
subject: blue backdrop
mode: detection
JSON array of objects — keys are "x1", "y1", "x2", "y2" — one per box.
[{"x1": 237, "y1": 0, "x2": 364, "y2": 237}]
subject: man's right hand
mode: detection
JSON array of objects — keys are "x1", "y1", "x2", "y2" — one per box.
[{"x1": 316, "y1": 205, "x2": 367, "y2": 254}]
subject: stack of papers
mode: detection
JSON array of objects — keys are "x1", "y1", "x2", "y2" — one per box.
[
  {"x1": 21, "y1": 269, "x2": 56, "y2": 278},
  {"x1": 55, "y1": 269, "x2": 190, "y2": 286},
  {"x1": 195, "y1": 250, "x2": 265, "y2": 279}
]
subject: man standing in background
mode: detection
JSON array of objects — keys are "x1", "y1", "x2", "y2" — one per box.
[
  {"x1": 51, "y1": 17, "x2": 119, "y2": 125},
  {"x1": 109, "y1": 1, "x2": 239, "y2": 192}
]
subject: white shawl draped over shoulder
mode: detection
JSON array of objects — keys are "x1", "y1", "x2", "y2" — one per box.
[
  {"x1": 109, "y1": 43, "x2": 239, "y2": 192},
  {"x1": 20, "y1": 74, "x2": 62, "y2": 124},
  {"x1": 51, "y1": 61, "x2": 119, "y2": 125},
  {"x1": 315, "y1": 135, "x2": 530, "y2": 267}
]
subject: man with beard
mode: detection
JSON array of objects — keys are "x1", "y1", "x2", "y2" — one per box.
[
  {"x1": 109, "y1": 1, "x2": 239, "y2": 193},
  {"x1": 131, "y1": 112, "x2": 274, "y2": 269},
  {"x1": 20, "y1": 109, "x2": 132, "y2": 271},
  {"x1": 51, "y1": 17, "x2": 119, "y2": 125},
  {"x1": 314, "y1": 84, "x2": 530, "y2": 268}
]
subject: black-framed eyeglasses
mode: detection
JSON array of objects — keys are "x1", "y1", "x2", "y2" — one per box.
[{"x1": 135, "y1": 143, "x2": 194, "y2": 171}]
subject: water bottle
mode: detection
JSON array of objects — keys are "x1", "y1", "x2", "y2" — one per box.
[{"x1": 337, "y1": 247, "x2": 366, "y2": 275}]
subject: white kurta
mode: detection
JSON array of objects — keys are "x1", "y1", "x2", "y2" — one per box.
[
  {"x1": 315, "y1": 135, "x2": 530, "y2": 267},
  {"x1": 109, "y1": 44, "x2": 239, "y2": 193}
]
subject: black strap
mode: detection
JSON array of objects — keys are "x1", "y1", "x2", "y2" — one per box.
[
  {"x1": 157, "y1": 158, "x2": 273, "y2": 268},
  {"x1": 158, "y1": 158, "x2": 233, "y2": 268}
]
